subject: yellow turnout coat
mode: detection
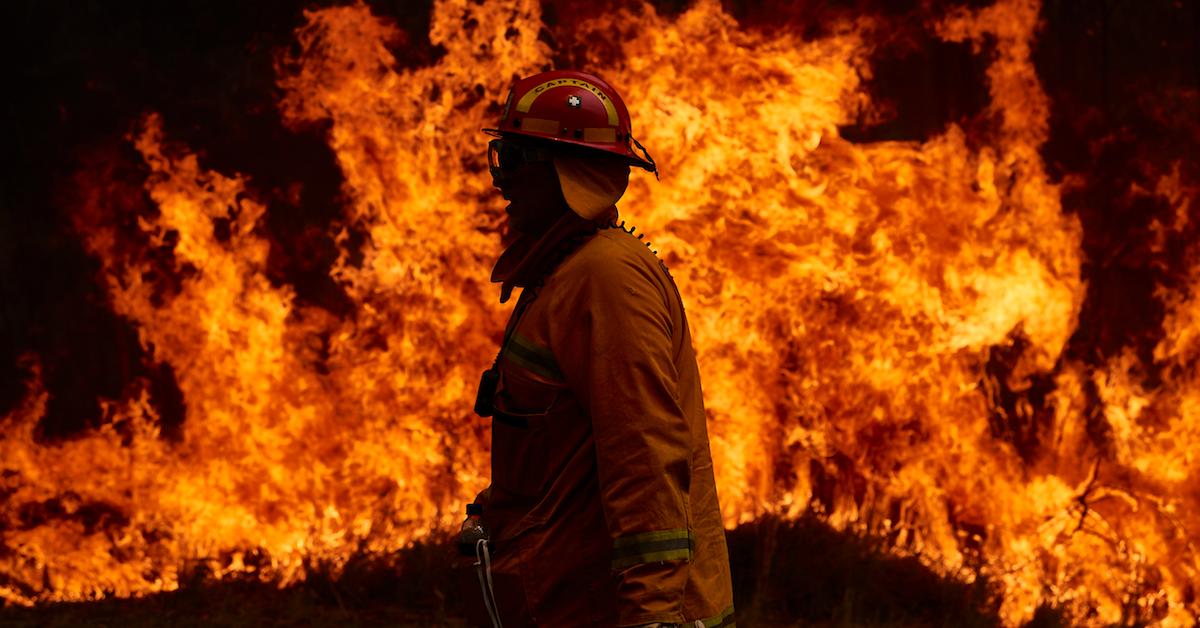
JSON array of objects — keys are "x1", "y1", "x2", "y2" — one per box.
[{"x1": 470, "y1": 210, "x2": 735, "y2": 628}]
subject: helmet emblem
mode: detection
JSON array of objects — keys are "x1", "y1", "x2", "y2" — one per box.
[{"x1": 566, "y1": 95, "x2": 582, "y2": 108}]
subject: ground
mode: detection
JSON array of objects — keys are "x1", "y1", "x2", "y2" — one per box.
[{"x1": 2, "y1": 516, "x2": 1066, "y2": 627}]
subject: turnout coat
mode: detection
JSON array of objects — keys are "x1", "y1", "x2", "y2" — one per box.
[{"x1": 468, "y1": 210, "x2": 735, "y2": 628}]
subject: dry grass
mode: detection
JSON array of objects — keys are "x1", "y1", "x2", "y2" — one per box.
[{"x1": 1, "y1": 515, "x2": 1063, "y2": 627}]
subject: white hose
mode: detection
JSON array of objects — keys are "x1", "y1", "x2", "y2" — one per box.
[{"x1": 474, "y1": 538, "x2": 503, "y2": 628}]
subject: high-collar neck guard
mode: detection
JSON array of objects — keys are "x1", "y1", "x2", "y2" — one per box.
[{"x1": 490, "y1": 206, "x2": 617, "y2": 303}]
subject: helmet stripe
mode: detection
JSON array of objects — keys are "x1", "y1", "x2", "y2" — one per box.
[
  {"x1": 519, "y1": 117, "x2": 559, "y2": 134},
  {"x1": 582, "y1": 128, "x2": 617, "y2": 143},
  {"x1": 515, "y1": 78, "x2": 619, "y2": 126}
]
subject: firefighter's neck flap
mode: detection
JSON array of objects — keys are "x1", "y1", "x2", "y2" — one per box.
[{"x1": 552, "y1": 152, "x2": 630, "y2": 220}]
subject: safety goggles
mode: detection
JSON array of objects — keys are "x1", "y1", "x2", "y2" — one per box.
[{"x1": 488, "y1": 139, "x2": 551, "y2": 176}]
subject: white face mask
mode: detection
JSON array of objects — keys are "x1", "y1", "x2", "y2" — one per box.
[{"x1": 552, "y1": 152, "x2": 631, "y2": 220}]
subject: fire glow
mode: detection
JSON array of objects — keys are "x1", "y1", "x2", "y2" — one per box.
[{"x1": 3, "y1": 0, "x2": 1198, "y2": 625}]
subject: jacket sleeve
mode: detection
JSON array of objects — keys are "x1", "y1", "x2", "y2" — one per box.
[{"x1": 549, "y1": 253, "x2": 694, "y2": 627}]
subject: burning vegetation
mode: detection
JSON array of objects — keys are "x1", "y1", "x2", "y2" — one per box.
[{"x1": 3, "y1": 0, "x2": 1199, "y2": 625}]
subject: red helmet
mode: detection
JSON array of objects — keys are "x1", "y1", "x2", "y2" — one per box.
[{"x1": 483, "y1": 69, "x2": 658, "y2": 177}]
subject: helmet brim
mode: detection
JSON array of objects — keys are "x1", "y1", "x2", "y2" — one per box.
[{"x1": 481, "y1": 127, "x2": 656, "y2": 173}]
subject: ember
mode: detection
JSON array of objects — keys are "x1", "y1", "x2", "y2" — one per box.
[{"x1": 3, "y1": 0, "x2": 1198, "y2": 625}]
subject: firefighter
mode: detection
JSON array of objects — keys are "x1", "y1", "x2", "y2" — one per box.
[{"x1": 466, "y1": 69, "x2": 735, "y2": 628}]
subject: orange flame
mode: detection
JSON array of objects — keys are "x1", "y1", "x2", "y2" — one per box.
[{"x1": 3, "y1": 0, "x2": 1198, "y2": 624}]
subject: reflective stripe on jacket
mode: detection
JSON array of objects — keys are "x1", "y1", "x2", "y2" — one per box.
[{"x1": 480, "y1": 225, "x2": 734, "y2": 627}]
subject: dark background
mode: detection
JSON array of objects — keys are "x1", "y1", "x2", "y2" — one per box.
[{"x1": 1, "y1": 0, "x2": 1198, "y2": 491}]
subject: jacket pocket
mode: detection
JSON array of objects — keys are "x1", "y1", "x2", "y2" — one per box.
[{"x1": 491, "y1": 368, "x2": 567, "y2": 498}]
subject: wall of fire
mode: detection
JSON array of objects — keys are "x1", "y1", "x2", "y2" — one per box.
[{"x1": 3, "y1": 0, "x2": 1199, "y2": 624}]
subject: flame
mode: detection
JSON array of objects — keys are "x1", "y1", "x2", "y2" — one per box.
[{"x1": 3, "y1": 0, "x2": 1198, "y2": 624}]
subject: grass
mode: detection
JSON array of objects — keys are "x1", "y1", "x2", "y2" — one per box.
[
  {"x1": 1, "y1": 515, "x2": 1060, "y2": 627},
  {"x1": 727, "y1": 516, "x2": 1008, "y2": 627}
]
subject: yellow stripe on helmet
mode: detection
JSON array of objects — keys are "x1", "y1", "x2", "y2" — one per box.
[{"x1": 516, "y1": 78, "x2": 619, "y2": 127}]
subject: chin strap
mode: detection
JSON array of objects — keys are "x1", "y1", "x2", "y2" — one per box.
[{"x1": 630, "y1": 134, "x2": 660, "y2": 181}]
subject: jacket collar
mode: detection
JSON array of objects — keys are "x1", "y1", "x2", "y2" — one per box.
[{"x1": 491, "y1": 206, "x2": 617, "y2": 303}]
